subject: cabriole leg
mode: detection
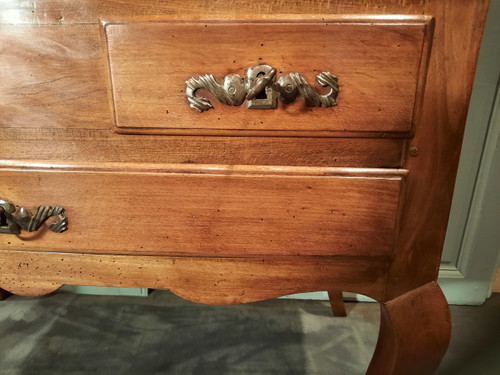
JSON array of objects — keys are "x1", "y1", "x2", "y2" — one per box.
[{"x1": 367, "y1": 282, "x2": 451, "y2": 375}]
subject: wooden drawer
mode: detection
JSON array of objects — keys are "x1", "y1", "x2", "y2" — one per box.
[
  {"x1": 0, "y1": 163, "x2": 406, "y2": 258},
  {"x1": 103, "y1": 16, "x2": 433, "y2": 137}
]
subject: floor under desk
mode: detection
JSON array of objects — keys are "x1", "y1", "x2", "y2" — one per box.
[{"x1": 0, "y1": 290, "x2": 498, "y2": 375}]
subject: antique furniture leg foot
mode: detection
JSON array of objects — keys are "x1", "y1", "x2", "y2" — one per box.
[
  {"x1": 367, "y1": 282, "x2": 451, "y2": 375},
  {"x1": 327, "y1": 290, "x2": 347, "y2": 317}
]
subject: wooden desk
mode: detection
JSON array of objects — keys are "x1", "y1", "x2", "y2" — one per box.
[{"x1": 0, "y1": 1, "x2": 489, "y2": 373}]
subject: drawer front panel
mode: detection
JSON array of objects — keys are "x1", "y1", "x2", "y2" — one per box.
[
  {"x1": 0, "y1": 164, "x2": 405, "y2": 257},
  {"x1": 103, "y1": 16, "x2": 432, "y2": 136}
]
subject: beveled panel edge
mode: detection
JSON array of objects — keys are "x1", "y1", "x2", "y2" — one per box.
[
  {"x1": 0, "y1": 159, "x2": 409, "y2": 179},
  {"x1": 0, "y1": 0, "x2": 427, "y2": 26},
  {"x1": 409, "y1": 16, "x2": 435, "y2": 139},
  {"x1": 100, "y1": 14, "x2": 434, "y2": 27}
]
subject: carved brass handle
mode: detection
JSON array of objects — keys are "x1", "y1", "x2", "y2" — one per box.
[
  {"x1": 185, "y1": 64, "x2": 339, "y2": 112},
  {"x1": 0, "y1": 199, "x2": 68, "y2": 235}
]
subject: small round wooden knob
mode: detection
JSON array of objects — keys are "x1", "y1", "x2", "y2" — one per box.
[{"x1": 409, "y1": 146, "x2": 419, "y2": 157}]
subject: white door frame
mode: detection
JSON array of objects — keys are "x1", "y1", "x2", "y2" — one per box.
[{"x1": 437, "y1": 0, "x2": 500, "y2": 305}]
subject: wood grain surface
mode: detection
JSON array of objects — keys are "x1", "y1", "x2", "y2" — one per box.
[
  {"x1": 0, "y1": 164, "x2": 406, "y2": 257},
  {"x1": 0, "y1": 0, "x2": 489, "y2": 302},
  {"x1": 0, "y1": 21, "x2": 406, "y2": 167},
  {"x1": 104, "y1": 17, "x2": 431, "y2": 136},
  {"x1": 0, "y1": 25, "x2": 110, "y2": 130},
  {"x1": 0, "y1": 0, "x2": 426, "y2": 25},
  {"x1": 0, "y1": 250, "x2": 389, "y2": 303},
  {"x1": 0, "y1": 128, "x2": 406, "y2": 167},
  {"x1": 0, "y1": 1, "x2": 490, "y2": 372}
]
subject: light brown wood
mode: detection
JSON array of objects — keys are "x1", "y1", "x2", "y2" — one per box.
[
  {"x1": 0, "y1": 250, "x2": 389, "y2": 303},
  {"x1": 0, "y1": 18, "x2": 432, "y2": 138},
  {"x1": 0, "y1": 129, "x2": 405, "y2": 168},
  {"x1": 0, "y1": 0, "x2": 490, "y2": 373},
  {"x1": 0, "y1": 25, "x2": 110, "y2": 130},
  {"x1": 104, "y1": 17, "x2": 430, "y2": 136},
  {"x1": 328, "y1": 290, "x2": 347, "y2": 317},
  {"x1": 0, "y1": 163, "x2": 406, "y2": 257},
  {"x1": 0, "y1": 0, "x2": 426, "y2": 25},
  {"x1": 0, "y1": 19, "x2": 406, "y2": 169},
  {"x1": 367, "y1": 282, "x2": 451, "y2": 375}
]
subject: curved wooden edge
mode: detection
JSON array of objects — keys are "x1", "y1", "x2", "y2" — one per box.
[
  {"x1": 2, "y1": 283, "x2": 62, "y2": 297},
  {"x1": 0, "y1": 250, "x2": 388, "y2": 303},
  {"x1": 367, "y1": 282, "x2": 451, "y2": 375}
]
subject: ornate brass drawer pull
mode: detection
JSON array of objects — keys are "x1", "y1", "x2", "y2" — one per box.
[
  {"x1": 185, "y1": 64, "x2": 339, "y2": 112},
  {"x1": 0, "y1": 199, "x2": 68, "y2": 235}
]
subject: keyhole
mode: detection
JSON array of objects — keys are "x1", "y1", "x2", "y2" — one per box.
[
  {"x1": 256, "y1": 72, "x2": 268, "y2": 99},
  {"x1": 0, "y1": 209, "x2": 7, "y2": 227},
  {"x1": 256, "y1": 89, "x2": 268, "y2": 100},
  {"x1": 246, "y1": 65, "x2": 277, "y2": 109}
]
